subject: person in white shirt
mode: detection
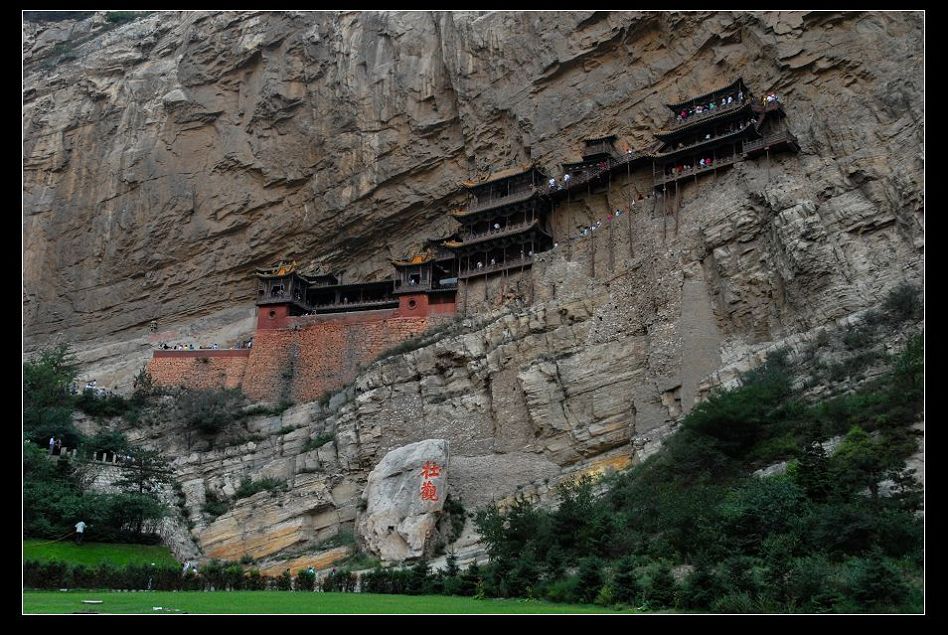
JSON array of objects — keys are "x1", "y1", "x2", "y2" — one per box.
[{"x1": 74, "y1": 521, "x2": 87, "y2": 545}]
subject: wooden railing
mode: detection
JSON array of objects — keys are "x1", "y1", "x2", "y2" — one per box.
[
  {"x1": 583, "y1": 141, "x2": 615, "y2": 157},
  {"x1": 653, "y1": 154, "x2": 742, "y2": 187},
  {"x1": 751, "y1": 100, "x2": 785, "y2": 115},
  {"x1": 464, "y1": 187, "x2": 537, "y2": 215},
  {"x1": 663, "y1": 99, "x2": 748, "y2": 132},
  {"x1": 459, "y1": 254, "x2": 534, "y2": 279},
  {"x1": 462, "y1": 219, "x2": 536, "y2": 244},
  {"x1": 742, "y1": 130, "x2": 797, "y2": 154},
  {"x1": 652, "y1": 123, "x2": 753, "y2": 158},
  {"x1": 395, "y1": 278, "x2": 458, "y2": 293},
  {"x1": 310, "y1": 298, "x2": 398, "y2": 312}
]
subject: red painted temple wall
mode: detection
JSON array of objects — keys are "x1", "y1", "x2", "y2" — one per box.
[
  {"x1": 147, "y1": 350, "x2": 251, "y2": 391},
  {"x1": 150, "y1": 296, "x2": 456, "y2": 404}
]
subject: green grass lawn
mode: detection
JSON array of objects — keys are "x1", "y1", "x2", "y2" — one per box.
[
  {"x1": 23, "y1": 540, "x2": 178, "y2": 568},
  {"x1": 23, "y1": 591, "x2": 637, "y2": 614}
]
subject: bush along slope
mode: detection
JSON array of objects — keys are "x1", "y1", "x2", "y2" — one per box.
[{"x1": 459, "y1": 328, "x2": 923, "y2": 613}]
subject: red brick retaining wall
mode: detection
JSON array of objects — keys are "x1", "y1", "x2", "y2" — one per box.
[
  {"x1": 149, "y1": 296, "x2": 456, "y2": 403},
  {"x1": 147, "y1": 350, "x2": 251, "y2": 391}
]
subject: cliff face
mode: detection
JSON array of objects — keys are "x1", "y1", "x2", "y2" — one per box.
[
  {"x1": 25, "y1": 10, "x2": 923, "y2": 568},
  {"x1": 24, "y1": 10, "x2": 922, "y2": 380}
]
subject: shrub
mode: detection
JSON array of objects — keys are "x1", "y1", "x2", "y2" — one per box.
[
  {"x1": 443, "y1": 494, "x2": 467, "y2": 541},
  {"x1": 710, "y1": 591, "x2": 756, "y2": 613},
  {"x1": 202, "y1": 490, "x2": 231, "y2": 520},
  {"x1": 295, "y1": 567, "x2": 316, "y2": 592},
  {"x1": 75, "y1": 391, "x2": 132, "y2": 418},
  {"x1": 575, "y1": 556, "x2": 605, "y2": 603},
  {"x1": 544, "y1": 576, "x2": 580, "y2": 604},
  {"x1": 680, "y1": 562, "x2": 718, "y2": 610},
  {"x1": 234, "y1": 477, "x2": 286, "y2": 500},
  {"x1": 321, "y1": 568, "x2": 357, "y2": 592},
  {"x1": 245, "y1": 569, "x2": 266, "y2": 590},
  {"x1": 302, "y1": 433, "x2": 335, "y2": 452},
  {"x1": 105, "y1": 11, "x2": 138, "y2": 24},
  {"x1": 81, "y1": 430, "x2": 129, "y2": 456},
  {"x1": 838, "y1": 553, "x2": 911, "y2": 612},
  {"x1": 177, "y1": 388, "x2": 247, "y2": 436},
  {"x1": 611, "y1": 555, "x2": 641, "y2": 605},
  {"x1": 881, "y1": 283, "x2": 922, "y2": 325},
  {"x1": 642, "y1": 562, "x2": 678, "y2": 609},
  {"x1": 276, "y1": 569, "x2": 292, "y2": 591}
]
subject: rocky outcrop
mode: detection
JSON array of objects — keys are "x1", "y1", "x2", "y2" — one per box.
[{"x1": 356, "y1": 439, "x2": 449, "y2": 561}]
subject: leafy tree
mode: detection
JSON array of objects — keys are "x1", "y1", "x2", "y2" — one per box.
[
  {"x1": 23, "y1": 345, "x2": 81, "y2": 446},
  {"x1": 575, "y1": 556, "x2": 605, "y2": 603},
  {"x1": 113, "y1": 446, "x2": 173, "y2": 534},
  {"x1": 611, "y1": 555, "x2": 641, "y2": 605},
  {"x1": 794, "y1": 441, "x2": 831, "y2": 502},
  {"x1": 830, "y1": 426, "x2": 885, "y2": 499},
  {"x1": 643, "y1": 562, "x2": 678, "y2": 609}
]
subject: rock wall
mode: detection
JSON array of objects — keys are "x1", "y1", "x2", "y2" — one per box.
[
  {"x1": 24, "y1": 11, "x2": 923, "y2": 383},
  {"x1": 146, "y1": 308, "x2": 456, "y2": 402},
  {"x1": 241, "y1": 311, "x2": 441, "y2": 403},
  {"x1": 147, "y1": 349, "x2": 251, "y2": 390}
]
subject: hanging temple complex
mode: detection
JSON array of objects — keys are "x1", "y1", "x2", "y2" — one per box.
[{"x1": 147, "y1": 78, "x2": 799, "y2": 403}]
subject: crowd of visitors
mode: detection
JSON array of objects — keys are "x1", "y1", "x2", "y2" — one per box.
[
  {"x1": 158, "y1": 340, "x2": 251, "y2": 350},
  {"x1": 675, "y1": 90, "x2": 744, "y2": 123}
]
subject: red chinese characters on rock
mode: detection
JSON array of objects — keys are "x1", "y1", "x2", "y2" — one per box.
[
  {"x1": 420, "y1": 480, "x2": 438, "y2": 502},
  {"x1": 420, "y1": 461, "x2": 442, "y2": 502}
]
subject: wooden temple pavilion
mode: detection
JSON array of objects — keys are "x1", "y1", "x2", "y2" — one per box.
[
  {"x1": 392, "y1": 239, "x2": 458, "y2": 294},
  {"x1": 253, "y1": 78, "x2": 797, "y2": 316},
  {"x1": 256, "y1": 262, "x2": 398, "y2": 315},
  {"x1": 651, "y1": 78, "x2": 798, "y2": 188},
  {"x1": 448, "y1": 165, "x2": 554, "y2": 279},
  {"x1": 561, "y1": 135, "x2": 621, "y2": 176}
]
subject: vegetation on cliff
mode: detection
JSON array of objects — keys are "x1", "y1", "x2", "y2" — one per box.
[
  {"x1": 23, "y1": 347, "x2": 172, "y2": 543},
  {"x1": 455, "y1": 331, "x2": 923, "y2": 612}
]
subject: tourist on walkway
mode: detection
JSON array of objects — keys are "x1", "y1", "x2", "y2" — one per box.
[
  {"x1": 54, "y1": 439, "x2": 62, "y2": 456},
  {"x1": 48, "y1": 436, "x2": 55, "y2": 455}
]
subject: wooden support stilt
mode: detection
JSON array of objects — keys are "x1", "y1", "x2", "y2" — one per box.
[
  {"x1": 590, "y1": 225, "x2": 596, "y2": 279},
  {"x1": 628, "y1": 197, "x2": 634, "y2": 259},
  {"x1": 608, "y1": 214, "x2": 615, "y2": 273}
]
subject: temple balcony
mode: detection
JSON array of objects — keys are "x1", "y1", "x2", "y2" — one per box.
[
  {"x1": 307, "y1": 298, "x2": 399, "y2": 313},
  {"x1": 751, "y1": 100, "x2": 786, "y2": 116},
  {"x1": 659, "y1": 99, "x2": 752, "y2": 135},
  {"x1": 653, "y1": 153, "x2": 743, "y2": 187},
  {"x1": 459, "y1": 186, "x2": 538, "y2": 216},
  {"x1": 742, "y1": 130, "x2": 800, "y2": 156},
  {"x1": 545, "y1": 152, "x2": 646, "y2": 198},
  {"x1": 394, "y1": 278, "x2": 458, "y2": 294},
  {"x1": 458, "y1": 254, "x2": 535, "y2": 280},
  {"x1": 653, "y1": 123, "x2": 756, "y2": 161},
  {"x1": 450, "y1": 219, "x2": 540, "y2": 248}
]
